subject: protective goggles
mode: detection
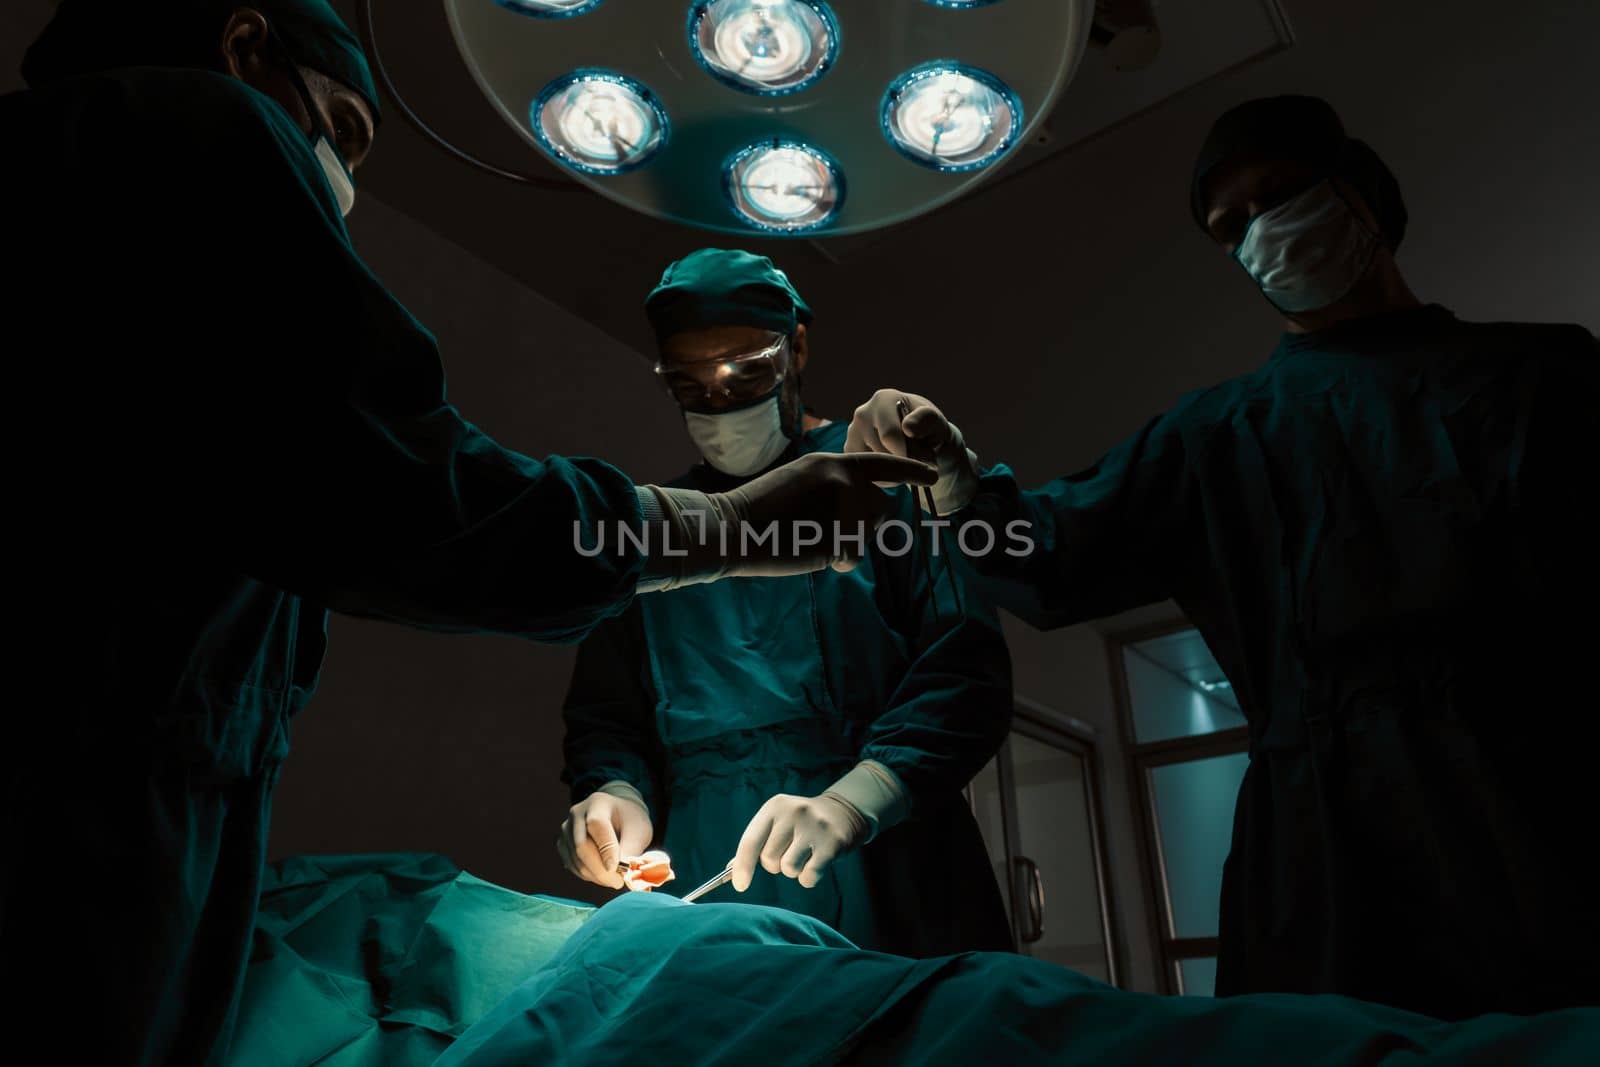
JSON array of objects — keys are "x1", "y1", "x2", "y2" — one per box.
[{"x1": 653, "y1": 333, "x2": 790, "y2": 412}]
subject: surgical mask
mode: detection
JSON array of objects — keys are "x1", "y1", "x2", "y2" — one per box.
[
  {"x1": 684, "y1": 391, "x2": 793, "y2": 476},
  {"x1": 1233, "y1": 179, "x2": 1378, "y2": 313},
  {"x1": 312, "y1": 135, "x2": 356, "y2": 217}
]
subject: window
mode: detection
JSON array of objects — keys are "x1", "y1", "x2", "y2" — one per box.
[
  {"x1": 968, "y1": 702, "x2": 1119, "y2": 984},
  {"x1": 1111, "y1": 623, "x2": 1249, "y2": 996}
]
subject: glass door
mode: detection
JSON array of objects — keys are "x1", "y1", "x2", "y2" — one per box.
[{"x1": 968, "y1": 705, "x2": 1119, "y2": 985}]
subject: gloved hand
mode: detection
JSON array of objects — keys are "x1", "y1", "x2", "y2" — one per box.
[
  {"x1": 730, "y1": 792, "x2": 871, "y2": 891},
  {"x1": 846, "y1": 389, "x2": 980, "y2": 515},
  {"x1": 557, "y1": 784, "x2": 653, "y2": 890},
  {"x1": 637, "y1": 451, "x2": 937, "y2": 590}
]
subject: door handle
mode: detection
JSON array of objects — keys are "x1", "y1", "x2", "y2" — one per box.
[{"x1": 1013, "y1": 856, "x2": 1045, "y2": 944}]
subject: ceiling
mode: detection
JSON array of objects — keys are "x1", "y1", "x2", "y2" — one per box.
[
  {"x1": 1127, "y1": 628, "x2": 1240, "y2": 711},
  {"x1": 336, "y1": 0, "x2": 1293, "y2": 355}
]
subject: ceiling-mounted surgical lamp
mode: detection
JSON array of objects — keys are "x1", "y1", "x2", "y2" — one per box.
[{"x1": 444, "y1": 0, "x2": 1095, "y2": 235}]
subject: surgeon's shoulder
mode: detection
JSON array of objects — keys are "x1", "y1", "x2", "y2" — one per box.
[
  {"x1": 1157, "y1": 374, "x2": 1253, "y2": 444},
  {"x1": 1449, "y1": 313, "x2": 1599, "y2": 362},
  {"x1": 59, "y1": 67, "x2": 319, "y2": 178}
]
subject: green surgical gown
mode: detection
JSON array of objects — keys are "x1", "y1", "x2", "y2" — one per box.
[
  {"x1": 1, "y1": 69, "x2": 645, "y2": 1065},
  {"x1": 563, "y1": 422, "x2": 1014, "y2": 957},
  {"x1": 969, "y1": 304, "x2": 1599, "y2": 1019}
]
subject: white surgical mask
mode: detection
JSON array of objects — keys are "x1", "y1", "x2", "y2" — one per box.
[
  {"x1": 1233, "y1": 179, "x2": 1378, "y2": 313},
  {"x1": 313, "y1": 136, "x2": 357, "y2": 217},
  {"x1": 684, "y1": 391, "x2": 793, "y2": 476}
]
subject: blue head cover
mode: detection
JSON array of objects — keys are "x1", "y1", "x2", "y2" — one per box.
[
  {"x1": 1189, "y1": 94, "x2": 1405, "y2": 248},
  {"x1": 645, "y1": 248, "x2": 813, "y2": 344}
]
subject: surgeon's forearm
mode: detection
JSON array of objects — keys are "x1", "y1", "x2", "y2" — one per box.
[
  {"x1": 632, "y1": 485, "x2": 737, "y2": 593},
  {"x1": 823, "y1": 760, "x2": 911, "y2": 842},
  {"x1": 968, "y1": 465, "x2": 1177, "y2": 628}
]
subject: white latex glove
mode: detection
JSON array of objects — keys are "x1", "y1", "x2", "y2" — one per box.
[
  {"x1": 557, "y1": 783, "x2": 653, "y2": 890},
  {"x1": 845, "y1": 389, "x2": 980, "y2": 515},
  {"x1": 731, "y1": 792, "x2": 870, "y2": 891}
]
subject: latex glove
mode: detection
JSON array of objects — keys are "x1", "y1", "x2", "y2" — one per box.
[
  {"x1": 846, "y1": 389, "x2": 980, "y2": 515},
  {"x1": 637, "y1": 451, "x2": 937, "y2": 589},
  {"x1": 731, "y1": 792, "x2": 870, "y2": 891},
  {"x1": 557, "y1": 783, "x2": 653, "y2": 890}
]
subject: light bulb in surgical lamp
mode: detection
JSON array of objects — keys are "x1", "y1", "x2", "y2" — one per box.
[
  {"x1": 531, "y1": 70, "x2": 669, "y2": 175},
  {"x1": 496, "y1": 0, "x2": 604, "y2": 17},
  {"x1": 921, "y1": 1, "x2": 1006, "y2": 8},
  {"x1": 724, "y1": 140, "x2": 843, "y2": 232},
  {"x1": 690, "y1": 0, "x2": 839, "y2": 96},
  {"x1": 882, "y1": 62, "x2": 1022, "y2": 172}
]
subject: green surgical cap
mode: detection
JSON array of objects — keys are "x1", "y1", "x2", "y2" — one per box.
[
  {"x1": 22, "y1": 0, "x2": 382, "y2": 122},
  {"x1": 645, "y1": 249, "x2": 813, "y2": 344}
]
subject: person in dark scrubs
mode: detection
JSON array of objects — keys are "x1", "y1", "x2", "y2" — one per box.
[
  {"x1": 846, "y1": 95, "x2": 1598, "y2": 1020},
  {"x1": 0, "y1": 5, "x2": 933, "y2": 1064},
  {"x1": 557, "y1": 249, "x2": 1014, "y2": 957}
]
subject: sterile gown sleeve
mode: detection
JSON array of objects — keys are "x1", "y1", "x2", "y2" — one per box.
[
  {"x1": 561, "y1": 607, "x2": 665, "y2": 816},
  {"x1": 966, "y1": 405, "x2": 1206, "y2": 631},
  {"x1": 82, "y1": 72, "x2": 646, "y2": 642},
  {"x1": 854, "y1": 497, "x2": 1015, "y2": 813}
]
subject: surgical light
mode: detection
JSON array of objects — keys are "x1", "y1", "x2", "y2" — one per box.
[
  {"x1": 531, "y1": 70, "x2": 669, "y2": 175},
  {"x1": 690, "y1": 0, "x2": 839, "y2": 96},
  {"x1": 446, "y1": 0, "x2": 1095, "y2": 235},
  {"x1": 496, "y1": 0, "x2": 603, "y2": 17},
  {"x1": 724, "y1": 141, "x2": 843, "y2": 232},
  {"x1": 882, "y1": 63, "x2": 1021, "y2": 172}
]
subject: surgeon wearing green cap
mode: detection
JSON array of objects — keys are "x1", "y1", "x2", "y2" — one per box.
[
  {"x1": 1, "y1": 6, "x2": 935, "y2": 1064},
  {"x1": 847, "y1": 95, "x2": 1599, "y2": 1020},
  {"x1": 557, "y1": 249, "x2": 1014, "y2": 957}
]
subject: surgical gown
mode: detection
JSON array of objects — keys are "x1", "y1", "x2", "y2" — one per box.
[
  {"x1": 970, "y1": 304, "x2": 1599, "y2": 1019},
  {"x1": 1, "y1": 70, "x2": 645, "y2": 1065},
  {"x1": 563, "y1": 422, "x2": 1015, "y2": 957}
]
